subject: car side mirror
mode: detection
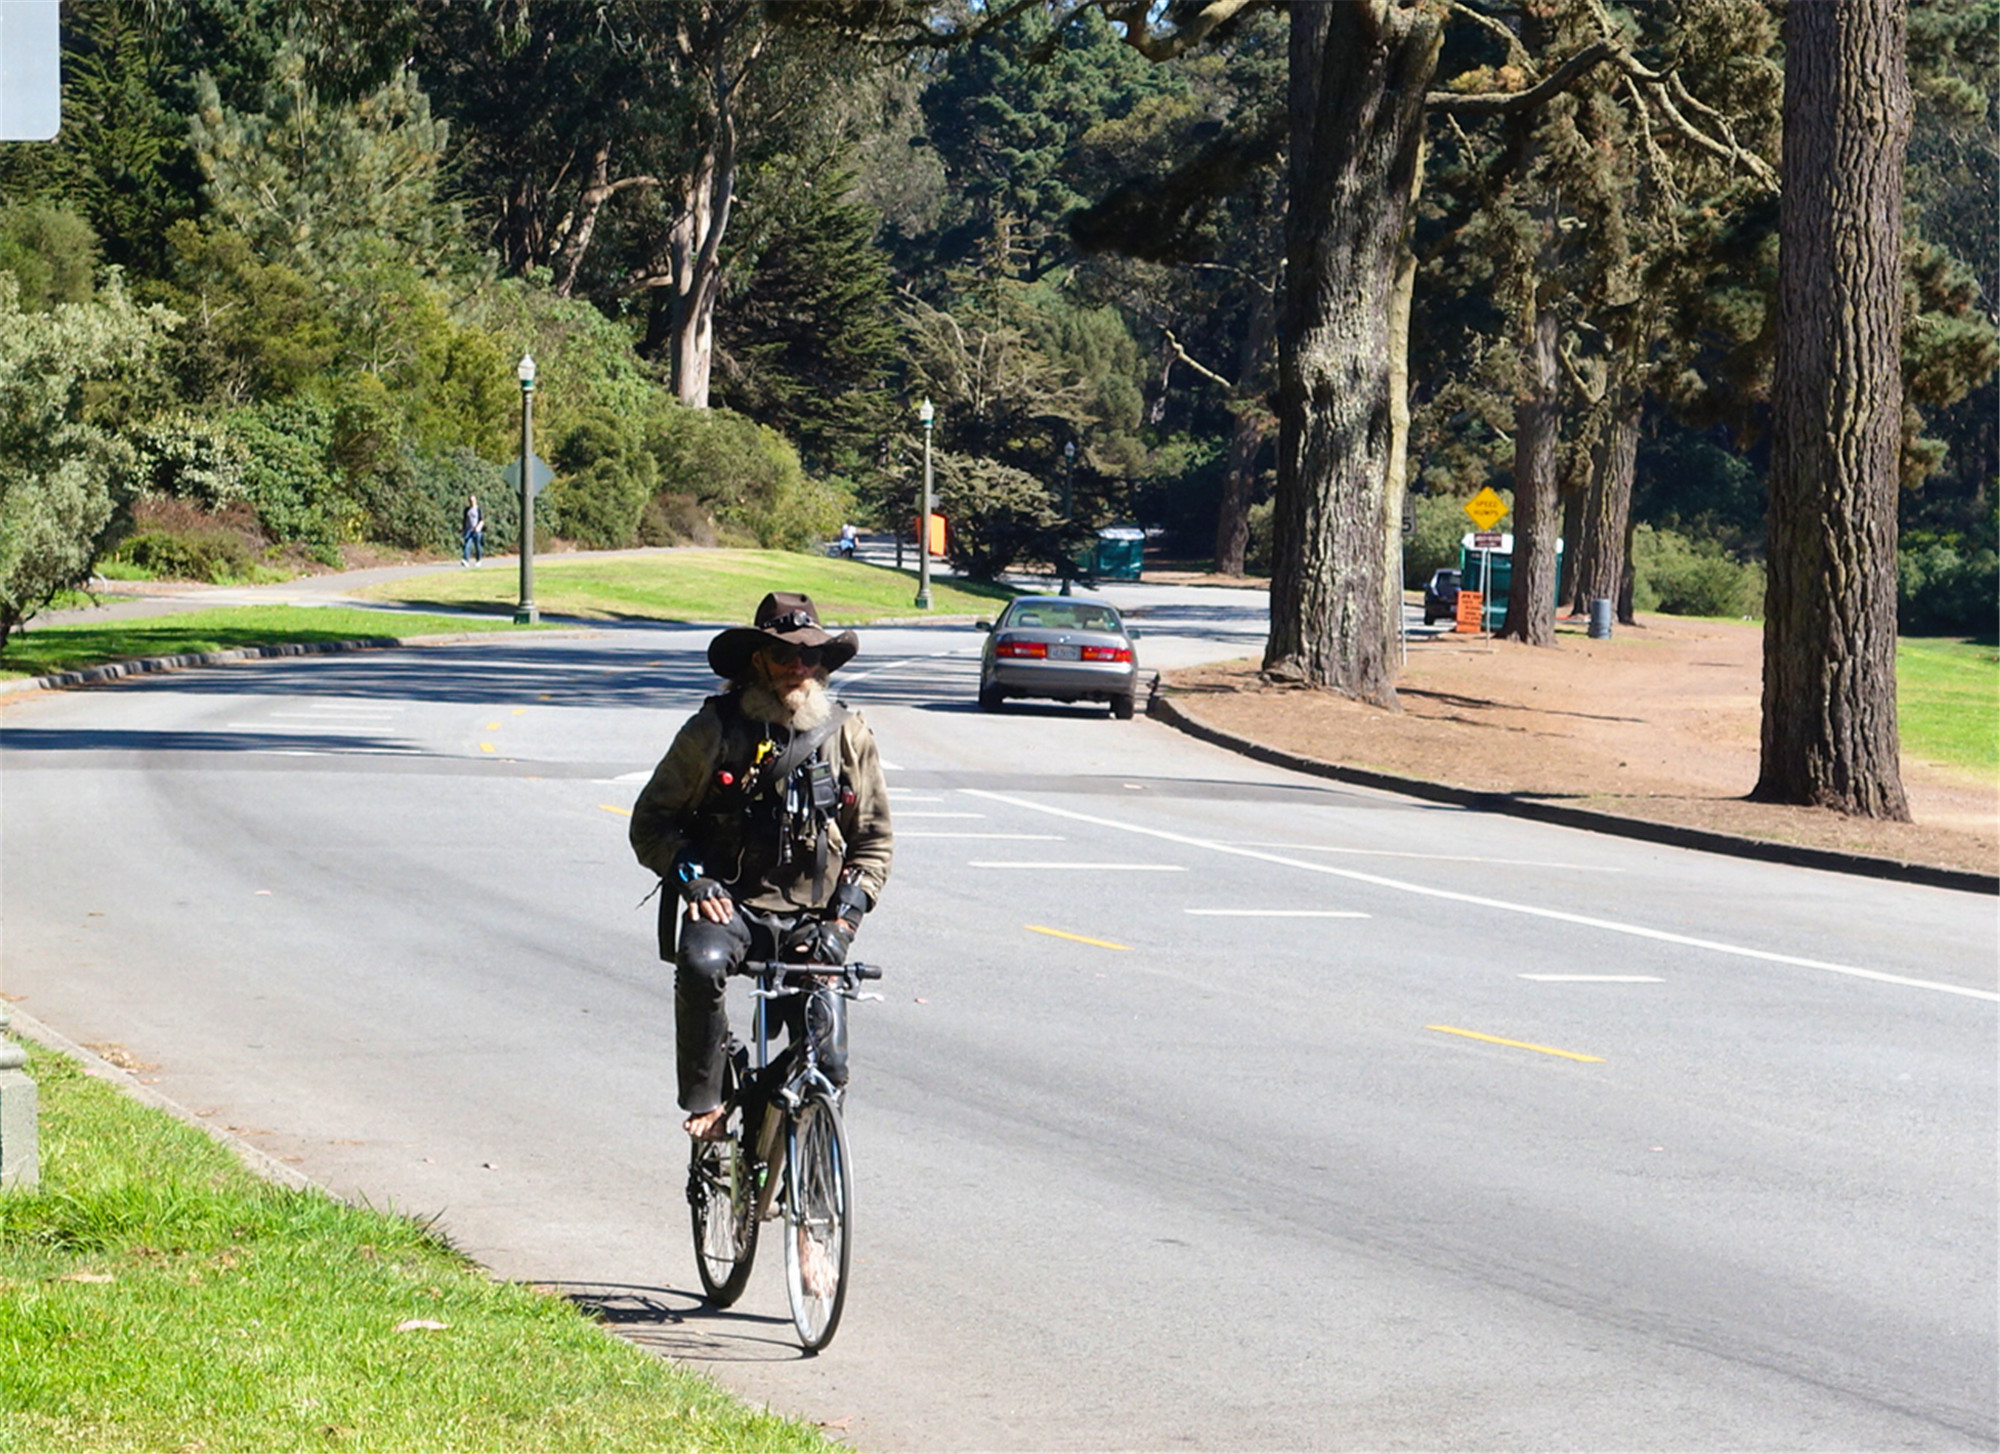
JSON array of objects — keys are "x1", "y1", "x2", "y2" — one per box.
[
  {"x1": 1127, "y1": 628, "x2": 1141, "y2": 639},
  {"x1": 976, "y1": 620, "x2": 993, "y2": 632}
]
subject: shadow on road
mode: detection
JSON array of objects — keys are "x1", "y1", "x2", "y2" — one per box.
[{"x1": 549, "y1": 1281, "x2": 814, "y2": 1364}]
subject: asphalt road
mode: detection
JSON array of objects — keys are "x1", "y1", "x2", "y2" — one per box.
[{"x1": 2, "y1": 583, "x2": 1994, "y2": 1451}]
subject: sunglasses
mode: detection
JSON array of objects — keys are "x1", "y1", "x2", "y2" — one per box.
[{"x1": 764, "y1": 642, "x2": 826, "y2": 667}]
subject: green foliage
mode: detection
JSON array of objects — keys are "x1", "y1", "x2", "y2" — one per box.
[
  {"x1": 547, "y1": 406, "x2": 659, "y2": 550},
  {"x1": 654, "y1": 406, "x2": 846, "y2": 551},
  {"x1": 191, "y1": 49, "x2": 457, "y2": 289},
  {"x1": 221, "y1": 395, "x2": 346, "y2": 558},
  {"x1": 122, "y1": 410, "x2": 249, "y2": 509},
  {"x1": 413, "y1": 447, "x2": 512, "y2": 555},
  {"x1": 926, "y1": 449, "x2": 1061, "y2": 579},
  {"x1": 0, "y1": 204, "x2": 101, "y2": 310},
  {"x1": 1631, "y1": 523, "x2": 1764, "y2": 618},
  {"x1": 715, "y1": 155, "x2": 902, "y2": 471},
  {"x1": 107, "y1": 498, "x2": 270, "y2": 584},
  {"x1": 1900, "y1": 503, "x2": 2000, "y2": 639},
  {"x1": 0, "y1": 273, "x2": 176, "y2": 648}
]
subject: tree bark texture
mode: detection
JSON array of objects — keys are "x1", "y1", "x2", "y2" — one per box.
[
  {"x1": 1212, "y1": 285, "x2": 1276, "y2": 576},
  {"x1": 1266, "y1": 0, "x2": 1440, "y2": 704},
  {"x1": 1500, "y1": 299, "x2": 1561, "y2": 643},
  {"x1": 1754, "y1": 0, "x2": 1911, "y2": 819},
  {"x1": 1568, "y1": 383, "x2": 1640, "y2": 619}
]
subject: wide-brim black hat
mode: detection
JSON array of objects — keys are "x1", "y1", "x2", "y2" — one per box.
[{"x1": 707, "y1": 591, "x2": 859, "y2": 680}]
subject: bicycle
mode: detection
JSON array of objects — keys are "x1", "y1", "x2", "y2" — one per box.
[{"x1": 686, "y1": 958, "x2": 884, "y2": 1352}]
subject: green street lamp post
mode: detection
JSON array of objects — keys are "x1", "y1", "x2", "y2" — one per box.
[
  {"x1": 1061, "y1": 437, "x2": 1076, "y2": 595},
  {"x1": 514, "y1": 353, "x2": 539, "y2": 625},
  {"x1": 916, "y1": 398, "x2": 935, "y2": 610}
]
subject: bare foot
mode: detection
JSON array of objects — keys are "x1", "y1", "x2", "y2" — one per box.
[
  {"x1": 683, "y1": 1107, "x2": 730, "y2": 1142},
  {"x1": 798, "y1": 1229, "x2": 836, "y2": 1298}
]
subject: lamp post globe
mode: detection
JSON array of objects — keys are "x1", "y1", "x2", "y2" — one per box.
[{"x1": 916, "y1": 398, "x2": 935, "y2": 610}]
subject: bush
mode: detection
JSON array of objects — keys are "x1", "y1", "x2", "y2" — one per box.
[
  {"x1": 412, "y1": 448, "x2": 511, "y2": 554},
  {"x1": 1631, "y1": 523, "x2": 1765, "y2": 617},
  {"x1": 107, "y1": 499, "x2": 271, "y2": 583},
  {"x1": 1900, "y1": 528, "x2": 2000, "y2": 639},
  {"x1": 933, "y1": 451, "x2": 1059, "y2": 580},
  {"x1": 650, "y1": 404, "x2": 841, "y2": 551},
  {"x1": 224, "y1": 397, "x2": 347, "y2": 560},
  {"x1": 638, "y1": 492, "x2": 716, "y2": 547}
]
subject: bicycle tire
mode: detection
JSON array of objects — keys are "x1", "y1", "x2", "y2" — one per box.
[
  {"x1": 687, "y1": 1064, "x2": 759, "y2": 1307},
  {"x1": 782, "y1": 1089, "x2": 852, "y2": 1352}
]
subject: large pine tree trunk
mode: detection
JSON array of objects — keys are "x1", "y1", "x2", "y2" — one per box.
[
  {"x1": 1500, "y1": 301, "x2": 1562, "y2": 644},
  {"x1": 1569, "y1": 383, "x2": 1641, "y2": 618},
  {"x1": 1753, "y1": 0, "x2": 1911, "y2": 819},
  {"x1": 1266, "y1": 1, "x2": 1440, "y2": 704}
]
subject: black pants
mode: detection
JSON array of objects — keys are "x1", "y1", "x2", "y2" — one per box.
[{"x1": 675, "y1": 909, "x2": 847, "y2": 1113}]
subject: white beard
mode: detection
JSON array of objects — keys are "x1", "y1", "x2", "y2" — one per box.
[{"x1": 741, "y1": 674, "x2": 832, "y2": 730}]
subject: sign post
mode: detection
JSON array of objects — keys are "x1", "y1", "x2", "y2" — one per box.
[{"x1": 1462, "y1": 488, "x2": 1509, "y2": 634}]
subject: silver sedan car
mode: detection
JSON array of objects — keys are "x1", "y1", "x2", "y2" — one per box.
[{"x1": 976, "y1": 595, "x2": 1141, "y2": 719}]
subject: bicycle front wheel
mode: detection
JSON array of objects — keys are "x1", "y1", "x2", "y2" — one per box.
[
  {"x1": 783, "y1": 1089, "x2": 852, "y2": 1352},
  {"x1": 688, "y1": 1093, "x2": 759, "y2": 1307}
]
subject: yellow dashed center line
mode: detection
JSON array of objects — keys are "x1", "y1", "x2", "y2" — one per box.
[
  {"x1": 600, "y1": 804, "x2": 631, "y2": 817},
  {"x1": 479, "y1": 743, "x2": 496, "y2": 753},
  {"x1": 1026, "y1": 924, "x2": 1130, "y2": 951},
  {"x1": 1427, "y1": 1025, "x2": 1604, "y2": 1063}
]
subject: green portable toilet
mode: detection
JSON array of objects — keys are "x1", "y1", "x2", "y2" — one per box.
[{"x1": 1090, "y1": 526, "x2": 1145, "y2": 582}]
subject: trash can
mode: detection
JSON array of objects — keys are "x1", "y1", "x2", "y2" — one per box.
[{"x1": 1588, "y1": 598, "x2": 1614, "y2": 640}]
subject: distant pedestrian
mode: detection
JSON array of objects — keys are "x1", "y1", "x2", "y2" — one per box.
[
  {"x1": 838, "y1": 522, "x2": 857, "y2": 559},
  {"x1": 462, "y1": 494, "x2": 484, "y2": 566}
]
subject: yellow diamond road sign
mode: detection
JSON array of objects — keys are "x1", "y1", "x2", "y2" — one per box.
[{"x1": 1464, "y1": 487, "x2": 1508, "y2": 532}]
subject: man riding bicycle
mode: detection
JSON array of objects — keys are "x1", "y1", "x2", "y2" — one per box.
[{"x1": 630, "y1": 592, "x2": 894, "y2": 1143}]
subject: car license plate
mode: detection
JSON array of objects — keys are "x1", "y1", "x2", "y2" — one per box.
[{"x1": 1048, "y1": 643, "x2": 1080, "y2": 660}]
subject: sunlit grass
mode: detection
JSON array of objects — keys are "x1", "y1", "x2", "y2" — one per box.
[
  {"x1": 360, "y1": 547, "x2": 1014, "y2": 623},
  {"x1": 0, "y1": 1045, "x2": 834, "y2": 1453},
  {"x1": 1898, "y1": 637, "x2": 1999, "y2": 781},
  {"x1": 0, "y1": 608, "x2": 529, "y2": 681}
]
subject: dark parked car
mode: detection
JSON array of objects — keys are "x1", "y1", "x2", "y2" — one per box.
[
  {"x1": 1423, "y1": 568, "x2": 1462, "y2": 624},
  {"x1": 977, "y1": 595, "x2": 1141, "y2": 719}
]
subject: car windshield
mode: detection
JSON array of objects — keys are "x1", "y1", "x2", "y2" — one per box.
[{"x1": 1005, "y1": 603, "x2": 1122, "y2": 633}]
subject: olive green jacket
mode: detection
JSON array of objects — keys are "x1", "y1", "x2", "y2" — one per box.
[{"x1": 629, "y1": 692, "x2": 894, "y2": 919}]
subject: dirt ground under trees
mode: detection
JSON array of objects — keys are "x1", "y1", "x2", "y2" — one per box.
[{"x1": 1155, "y1": 604, "x2": 1997, "y2": 879}]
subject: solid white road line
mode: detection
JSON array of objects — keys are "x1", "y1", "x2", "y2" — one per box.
[
  {"x1": 960, "y1": 789, "x2": 2000, "y2": 1003},
  {"x1": 1226, "y1": 842, "x2": 1625, "y2": 872},
  {"x1": 967, "y1": 861, "x2": 1186, "y2": 871},
  {"x1": 1185, "y1": 908, "x2": 1370, "y2": 918},
  {"x1": 1519, "y1": 974, "x2": 1665, "y2": 983}
]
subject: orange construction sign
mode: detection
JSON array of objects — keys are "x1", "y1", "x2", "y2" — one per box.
[{"x1": 1454, "y1": 589, "x2": 1486, "y2": 634}]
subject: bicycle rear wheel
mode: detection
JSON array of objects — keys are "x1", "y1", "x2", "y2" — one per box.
[
  {"x1": 782, "y1": 1089, "x2": 852, "y2": 1352},
  {"x1": 687, "y1": 1067, "x2": 758, "y2": 1307}
]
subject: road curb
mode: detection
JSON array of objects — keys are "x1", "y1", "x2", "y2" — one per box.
[
  {"x1": 1147, "y1": 689, "x2": 1998, "y2": 897},
  {"x1": 0, "y1": 629, "x2": 611, "y2": 696},
  {"x1": 4, "y1": 1005, "x2": 322, "y2": 1193}
]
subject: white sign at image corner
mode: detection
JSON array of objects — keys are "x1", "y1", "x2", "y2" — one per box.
[{"x1": 0, "y1": 1, "x2": 61, "y2": 143}]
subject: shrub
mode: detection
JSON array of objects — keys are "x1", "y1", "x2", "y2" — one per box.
[
  {"x1": 933, "y1": 451, "x2": 1059, "y2": 580},
  {"x1": 412, "y1": 448, "x2": 513, "y2": 555},
  {"x1": 108, "y1": 498, "x2": 270, "y2": 583},
  {"x1": 1631, "y1": 523, "x2": 1765, "y2": 617},
  {"x1": 223, "y1": 397, "x2": 346, "y2": 560},
  {"x1": 650, "y1": 404, "x2": 839, "y2": 551},
  {"x1": 1900, "y1": 529, "x2": 2000, "y2": 639}
]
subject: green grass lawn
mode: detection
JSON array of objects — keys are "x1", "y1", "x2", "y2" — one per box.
[
  {"x1": 0, "y1": 608, "x2": 528, "y2": 682},
  {"x1": 0, "y1": 1043, "x2": 835, "y2": 1453},
  {"x1": 1898, "y1": 636, "x2": 1999, "y2": 781},
  {"x1": 0, "y1": 550, "x2": 1015, "y2": 683},
  {"x1": 359, "y1": 548, "x2": 1013, "y2": 623}
]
